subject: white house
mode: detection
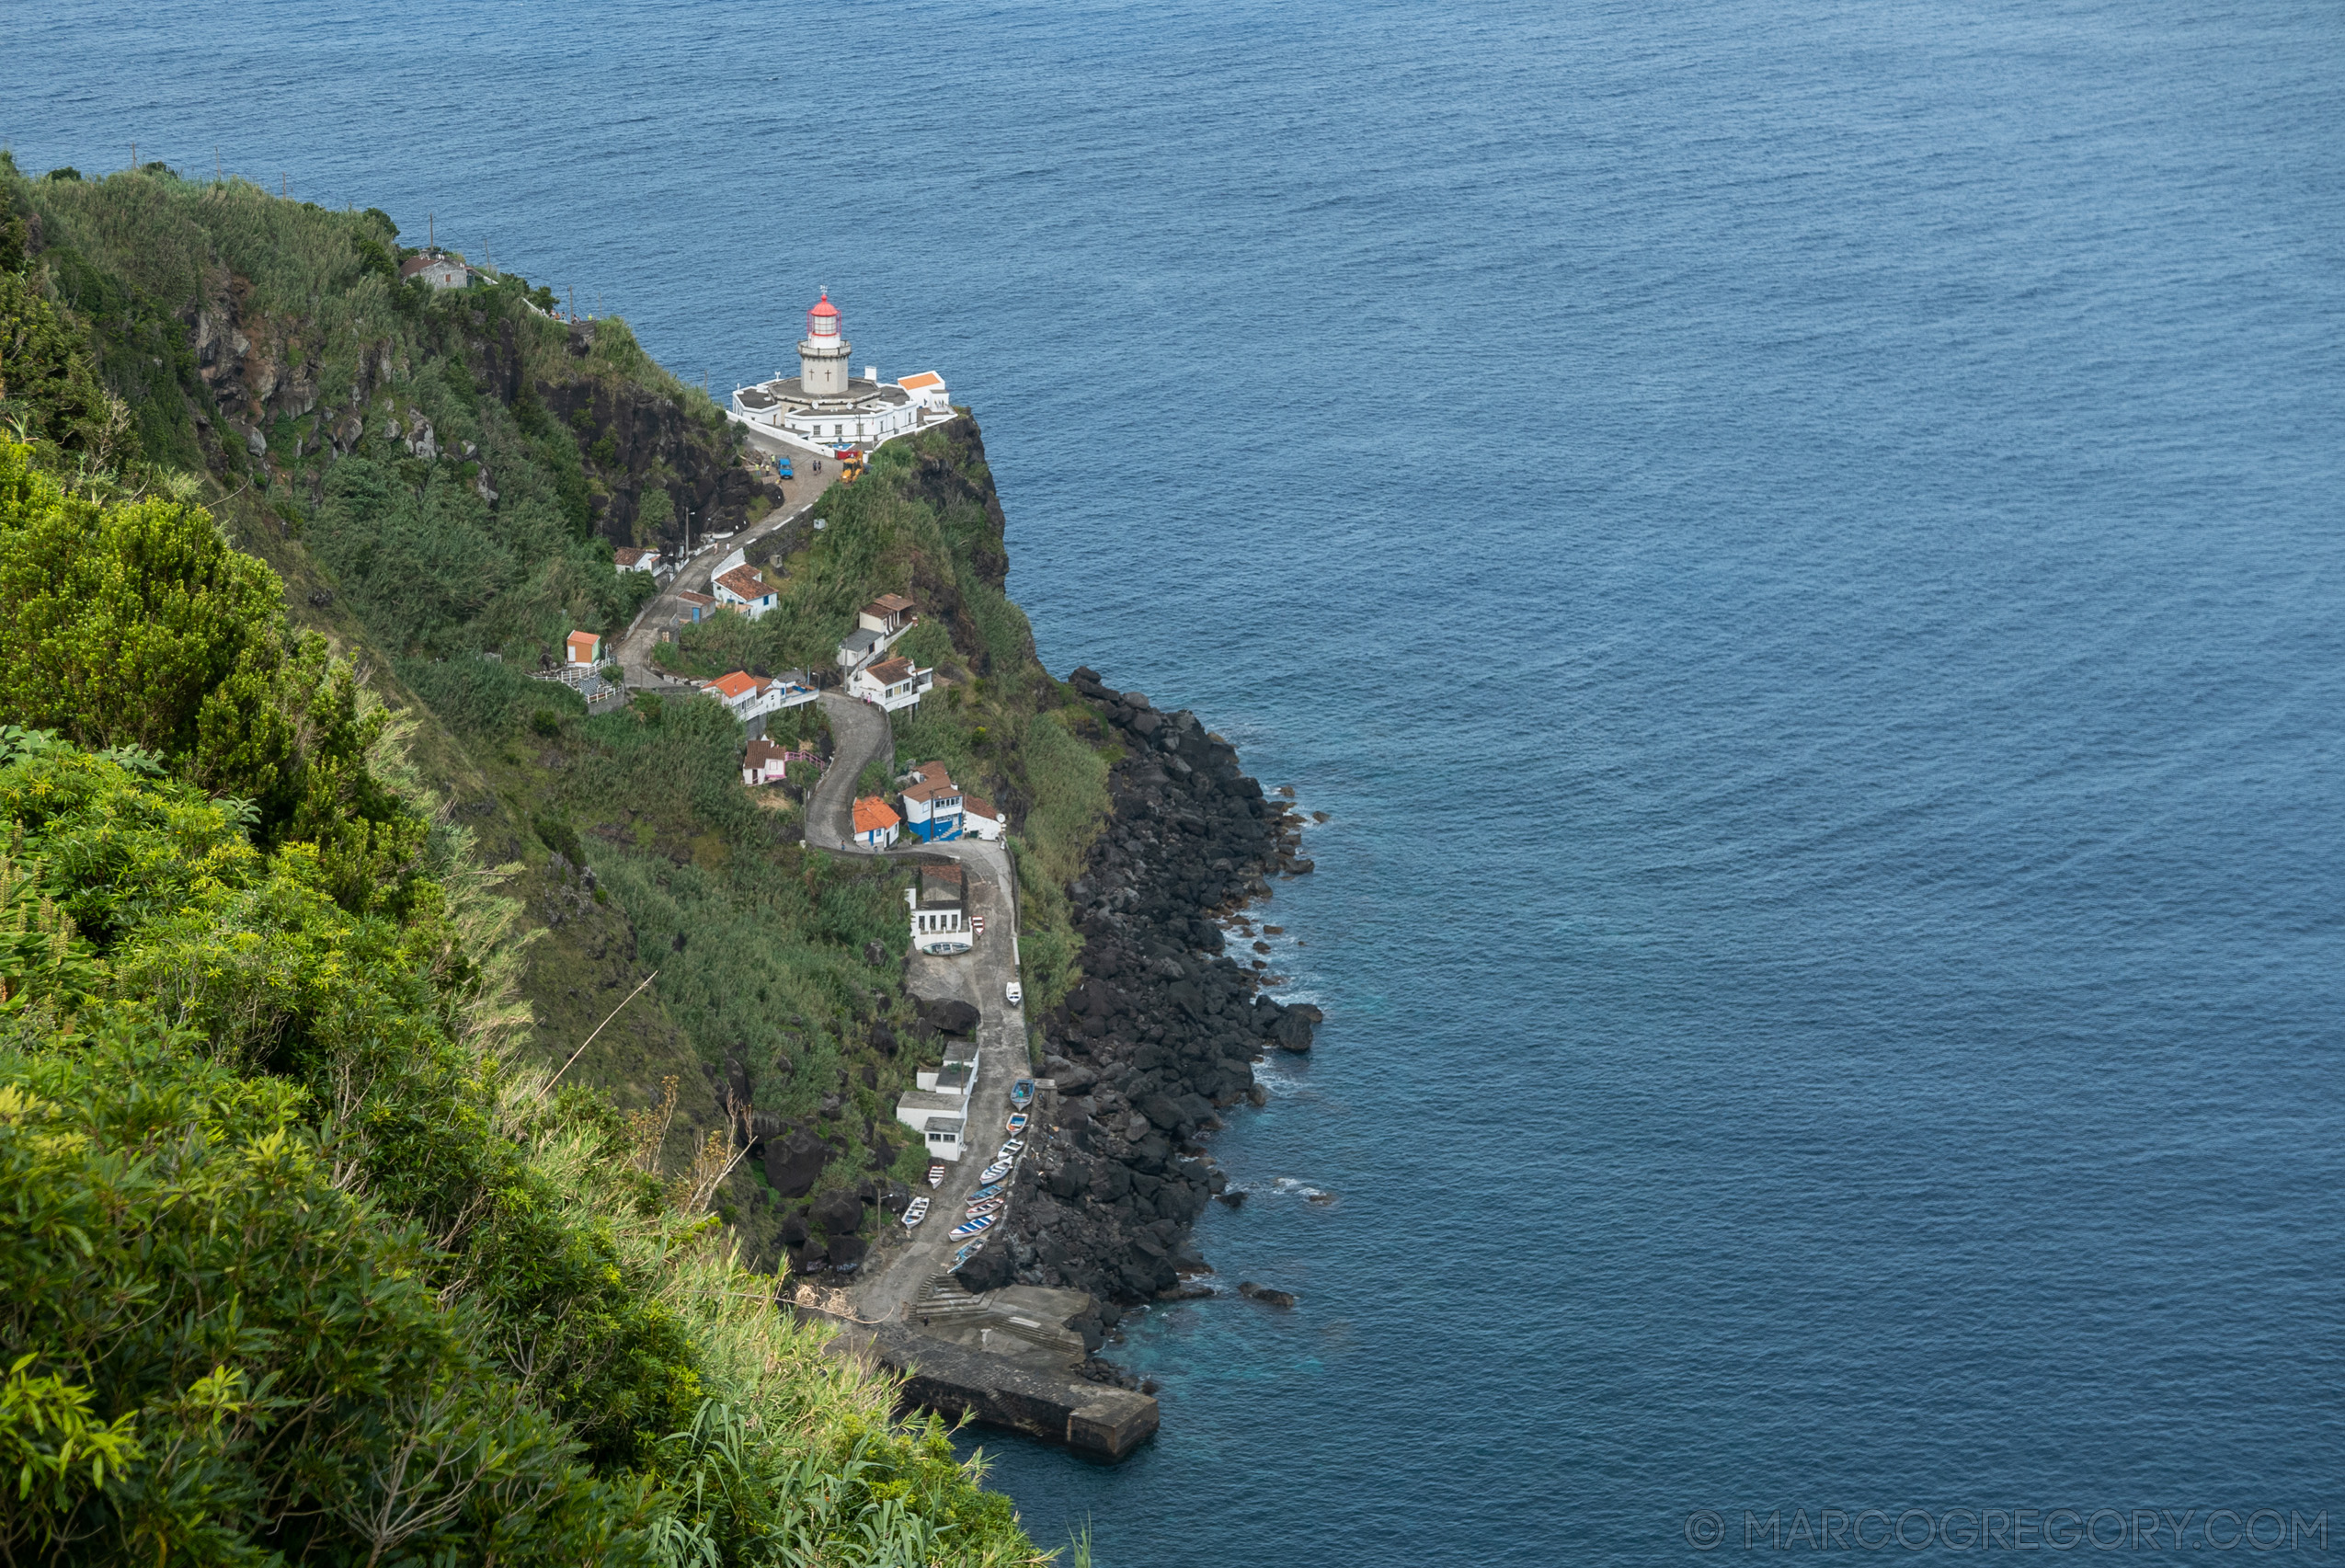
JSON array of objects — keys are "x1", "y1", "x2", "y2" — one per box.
[
  {"x1": 614, "y1": 545, "x2": 668, "y2": 582},
  {"x1": 836, "y1": 594, "x2": 918, "y2": 670},
  {"x1": 852, "y1": 795, "x2": 901, "y2": 850},
  {"x1": 960, "y1": 794, "x2": 1006, "y2": 841},
  {"x1": 859, "y1": 594, "x2": 916, "y2": 635},
  {"x1": 701, "y1": 670, "x2": 791, "y2": 721},
  {"x1": 398, "y1": 251, "x2": 472, "y2": 290},
  {"x1": 850, "y1": 656, "x2": 932, "y2": 713},
  {"x1": 906, "y1": 862, "x2": 971, "y2": 956},
  {"x1": 727, "y1": 292, "x2": 955, "y2": 457},
  {"x1": 742, "y1": 738, "x2": 790, "y2": 785},
  {"x1": 892, "y1": 1098, "x2": 967, "y2": 1161},
  {"x1": 712, "y1": 565, "x2": 777, "y2": 620}
]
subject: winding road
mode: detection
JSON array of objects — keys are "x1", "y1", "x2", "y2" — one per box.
[
  {"x1": 612, "y1": 426, "x2": 837, "y2": 691},
  {"x1": 806, "y1": 692, "x2": 1029, "y2": 1322}
]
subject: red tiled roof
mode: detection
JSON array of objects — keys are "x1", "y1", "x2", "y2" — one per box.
[
  {"x1": 566, "y1": 631, "x2": 601, "y2": 656},
  {"x1": 865, "y1": 657, "x2": 914, "y2": 684},
  {"x1": 703, "y1": 670, "x2": 759, "y2": 699},
  {"x1": 962, "y1": 794, "x2": 1000, "y2": 821},
  {"x1": 677, "y1": 589, "x2": 716, "y2": 606},
  {"x1": 867, "y1": 593, "x2": 914, "y2": 614},
  {"x1": 898, "y1": 372, "x2": 943, "y2": 391},
  {"x1": 902, "y1": 780, "x2": 961, "y2": 804},
  {"x1": 744, "y1": 738, "x2": 786, "y2": 764},
  {"x1": 713, "y1": 566, "x2": 770, "y2": 601},
  {"x1": 852, "y1": 796, "x2": 899, "y2": 832}
]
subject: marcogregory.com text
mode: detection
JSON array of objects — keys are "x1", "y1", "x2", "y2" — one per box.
[{"x1": 1683, "y1": 1507, "x2": 2331, "y2": 1552}]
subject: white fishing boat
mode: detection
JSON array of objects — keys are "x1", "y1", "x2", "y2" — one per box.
[
  {"x1": 979, "y1": 1161, "x2": 1012, "y2": 1185},
  {"x1": 952, "y1": 1240, "x2": 985, "y2": 1267},
  {"x1": 968, "y1": 1181, "x2": 1006, "y2": 1202},
  {"x1": 925, "y1": 1163, "x2": 945, "y2": 1189},
  {"x1": 948, "y1": 1214, "x2": 996, "y2": 1242},
  {"x1": 1006, "y1": 1113, "x2": 1029, "y2": 1134},
  {"x1": 901, "y1": 1197, "x2": 930, "y2": 1229},
  {"x1": 965, "y1": 1197, "x2": 1002, "y2": 1218}
]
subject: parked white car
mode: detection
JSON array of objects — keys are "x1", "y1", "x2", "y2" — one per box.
[{"x1": 1005, "y1": 980, "x2": 1023, "y2": 1006}]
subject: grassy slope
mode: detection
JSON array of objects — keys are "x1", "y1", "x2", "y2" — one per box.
[
  {"x1": 5, "y1": 158, "x2": 1115, "y2": 1272},
  {"x1": 2, "y1": 156, "x2": 1078, "y2": 1562}
]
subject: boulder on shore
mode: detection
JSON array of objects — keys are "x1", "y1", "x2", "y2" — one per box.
[
  {"x1": 919, "y1": 996, "x2": 981, "y2": 1036},
  {"x1": 1237, "y1": 1281, "x2": 1297, "y2": 1308}
]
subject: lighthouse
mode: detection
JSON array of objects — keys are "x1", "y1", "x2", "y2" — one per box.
[
  {"x1": 729, "y1": 289, "x2": 951, "y2": 455},
  {"x1": 798, "y1": 290, "x2": 852, "y2": 397}
]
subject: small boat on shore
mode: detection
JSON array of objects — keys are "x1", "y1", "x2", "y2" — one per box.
[
  {"x1": 969, "y1": 1181, "x2": 1005, "y2": 1202},
  {"x1": 1006, "y1": 1113, "x2": 1029, "y2": 1134},
  {"x1": 901, "y1": 1197, "x2": 930, "y2": 1229},
  {"x1": 948, "y1": 1214, "x2": 996, "y2": 1242},
  {"x1": 979, "y1": 1160, "x2": 1012, "y2": 1185},
  {"x1": 997, "y1": 1139, "x2": 1024, "y2": 1159},
  {"x1": 1010, "y1": 1080, "x2": 1034, "y2": 1107},
  {"x1": 925, "y1": 1163, "x2": 944, "y2": 1189},
  {"x1": 952, "y1": 1240, "x2": 985, "y2": 1267},
  {"x1": 965, "y1": 1198, "x2": 1002, "y2": 1218}
]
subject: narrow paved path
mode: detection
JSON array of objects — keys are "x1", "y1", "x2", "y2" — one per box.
[
  {"x1": 806, "y1": 692, "x2": 1028, "y2": 1322},
  {"x1": 612, "y1": 426, "x2": 838, "y2": 690}
]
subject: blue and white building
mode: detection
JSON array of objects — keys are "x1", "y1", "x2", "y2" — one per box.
[{"x1": 899, "y1": 761, "x2": 965, "y2": 841}]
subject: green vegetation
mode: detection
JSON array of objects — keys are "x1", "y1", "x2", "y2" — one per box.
[{"x1": 0, "y1": 155, "x2": 1052, "y2": 1563}]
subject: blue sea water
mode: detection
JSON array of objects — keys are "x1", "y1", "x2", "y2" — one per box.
[{"x1": 11, "y1": 1, "x2": 2345, "y2": 1559}]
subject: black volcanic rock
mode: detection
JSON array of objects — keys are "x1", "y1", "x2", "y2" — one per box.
[
  {"x1": 919, "y1": 997, "x2": 981, "y2": 1036},
  {"x1": 762, "y1": 1128, "x2": 830, "y2": 1199},
  {"x1": 1001, "y1": 674, "x2": 1308, "y2": 1305},
  {"x1": 811, "y1": 1187, "x2": 864, "y2": 1237}
]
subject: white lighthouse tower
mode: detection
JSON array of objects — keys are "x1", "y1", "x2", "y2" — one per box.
[{"x1": 797, "y1": 290, "x2": 851, "y2": 397}]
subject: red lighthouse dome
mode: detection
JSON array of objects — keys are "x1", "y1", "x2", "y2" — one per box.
[{"x1": 806, "y1": 291, "x2": 841, "y2": 337}]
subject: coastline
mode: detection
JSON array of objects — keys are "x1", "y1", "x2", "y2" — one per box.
[{"x1": 965, "y1": 667, "x2": 1321, "y2": 1308}]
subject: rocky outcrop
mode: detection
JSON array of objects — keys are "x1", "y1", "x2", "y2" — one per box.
[
  {"x1": 985, "y1": 669, "x2": 1320, "y2": 1305},
  {"x1": 533, "y1": 366, "x2": 767, "y2": 546}
]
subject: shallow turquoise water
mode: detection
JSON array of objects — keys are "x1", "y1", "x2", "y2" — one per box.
[{"x1": 11, "y1": 2, "x2": 2345, "y2": 1559}]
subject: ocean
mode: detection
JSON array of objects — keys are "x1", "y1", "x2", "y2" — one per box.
[{"x1": 10, "y1": 1, "x2": 2343, "y2": 1559}]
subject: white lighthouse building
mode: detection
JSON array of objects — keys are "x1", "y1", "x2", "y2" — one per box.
[{"x1": 729, "y1": 292, "x2": 953, "y2": 455}]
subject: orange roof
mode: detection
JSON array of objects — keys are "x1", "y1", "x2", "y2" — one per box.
[
  {"x1": 714, "y1": 566, "x2": 770, "y2": 601},
  {"x1": 865, "y1": 656, "x2": 914, "y2": 684},
  {"x1": 909, "y1": 760, "x2": 951, "y2": 784},
  {"x1": 852, "y1": 796, "x2": 900, "y2": 832},
  {"x1": 703, "y1": 670, "x2": 759, "y2": 699},
  {"x1": 963, "y1": 794, "x2": 1000, "y2": 820},
  {"x1": 898, "y1": 372, "x2": 943, "y2": 391},
  {"x1": 566, "y1": 631, "x2": 600, "y2": 654},
  {"x1": 677, "y1": 589, "x2": 715, "y2": 606}
]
